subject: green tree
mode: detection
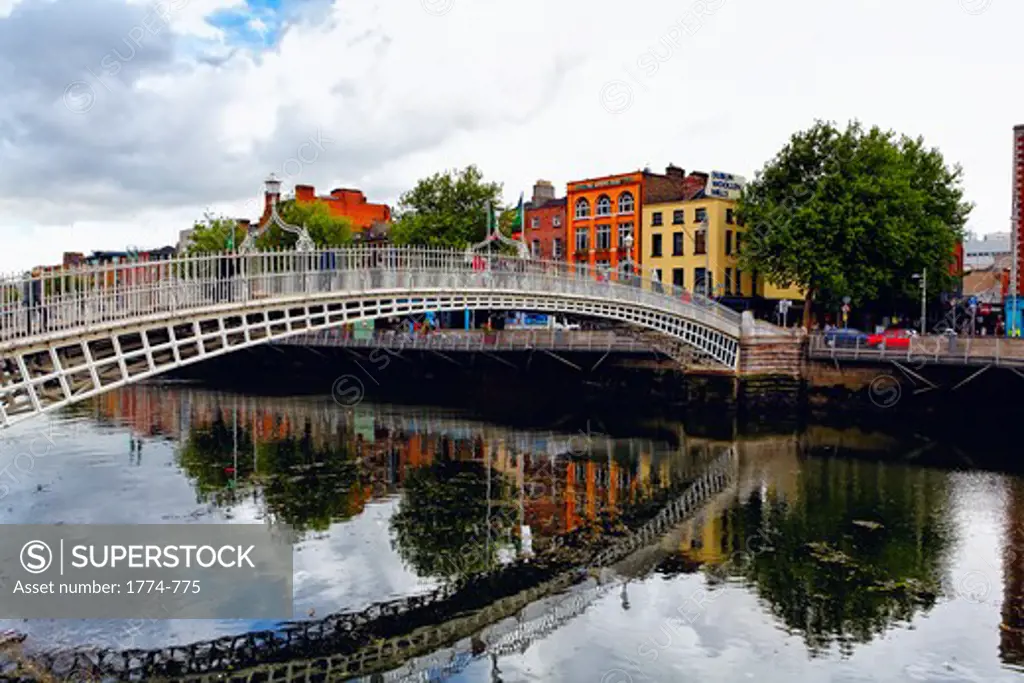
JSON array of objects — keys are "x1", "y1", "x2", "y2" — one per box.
[
  {"x1": 187, "y1": 213, "x2": 249, "y2": 254},
  {"x1": 390, "y1": 166, "x2": 504, "y2": 248},
  {"x1": 256, "y1": 200, "x2": 353, "y2": 249},
  {"x1": 738, "y1": 120, "x2": 971, "y2": 328}
]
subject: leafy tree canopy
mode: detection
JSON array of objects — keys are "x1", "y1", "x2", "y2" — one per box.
[
  {"x1": 737, "y1": 120, "x2": 971, "y2": 324},
  {"x1": 390, "y1": 165, "x2": 505, "y2": 248},
  {"x1": 188, "y1": 201, "x2": 352, "y2": 253},
  {"x1": 186, "y1": 212, "x2": 249, "y2": 254}
]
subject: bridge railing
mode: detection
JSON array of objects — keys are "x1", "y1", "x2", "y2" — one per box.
[
  {"x1": 808, "y1": 331, "x2": 1024, "y2": 367},
  {"x1": 0, "y1": 247, "x2": 741, "y2": 345}
]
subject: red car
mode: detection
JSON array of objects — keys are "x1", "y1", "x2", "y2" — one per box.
[{"x1": 866, "y1": 327, "x2": 917, "y2": 349}]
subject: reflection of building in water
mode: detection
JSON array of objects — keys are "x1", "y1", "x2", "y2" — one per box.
[
  {"x1": 94, "y1": 388, "x2": 186, "y2": 440},
  {"x1": 94, "y1": 385, "x2": 712, "y2": 536},
  {"x1": 673, "y1": 434, "x2": 801, "y2": 567},
  {"x1": 1002, "y1": 480, "x2": 1024, "y2": 666}
]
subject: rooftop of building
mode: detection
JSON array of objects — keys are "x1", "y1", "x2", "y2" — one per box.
[
  {"x1": 526, "y1": 197, "x2": 567, "y2": 210},
  {"x1": 965, "y1": 232, "x2": 1012, "y2": 253},
  {"x1": 642, "y1": 185, "x2": 710, "y2": 205}
]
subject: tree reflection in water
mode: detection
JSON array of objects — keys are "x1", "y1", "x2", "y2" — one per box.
[
  {"x1": 390, "y1": 455, "x2": 520, "y2": 580},
  {"x1": 666, "y1": 457, "x2": 953, "y2": 657},
  {"x1": 177, "y1": 414, "x2": 364, "y2": 533}
]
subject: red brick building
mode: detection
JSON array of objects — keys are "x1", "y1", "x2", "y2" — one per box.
[
  {"x1": 565, "y1": 165, "x2": 707, "y2": 271},
  {"x1": 260, "y1": 184, "x2": 392, "y2": 236},
  {"x1": 524, "y1": 180, "x2": 567, "y2": 260}
]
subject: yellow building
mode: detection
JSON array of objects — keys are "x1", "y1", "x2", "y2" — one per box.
[{"x1": 640, "y1": 193, "x2": 803, "y2": 307}]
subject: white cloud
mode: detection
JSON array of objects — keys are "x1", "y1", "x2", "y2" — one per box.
[{"x1": 0, "y1": 0, "x2": 1022, "y2": 272}]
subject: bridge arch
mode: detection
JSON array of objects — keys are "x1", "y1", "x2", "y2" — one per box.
[{"x1": 0, "y1": 247, "x2": 742, "y2": 428}]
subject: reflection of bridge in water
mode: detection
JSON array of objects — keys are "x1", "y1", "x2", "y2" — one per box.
[
  {"x1": 57, "y1": 449, "x2": 738, "y2": 682},
  {"x1": 8, "y1": 396, "x2": 741, "y2": 681}
]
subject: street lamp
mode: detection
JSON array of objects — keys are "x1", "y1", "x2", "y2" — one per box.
[
  {"x1": 239, "y1": 173, "x2": 316, "y2": 253},
  {"x1": 618, "y1": 233, "x2": 645, "y2": 288},
  {"x1": 620, "y1": 233, "x2": 635, "y2": 271},
  {"x1": 912, "y1": 271, "x2": 927, "y2": 335}
]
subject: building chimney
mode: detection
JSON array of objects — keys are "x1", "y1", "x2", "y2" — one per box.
[
  {"x1": 532, "y1": 180, "x2": 555, "y2": 206},
  {"x1": 262, "y1": 189, "x2": 276, "y2": 224},
  {"x1": 666, "y1": 164, "x2": 685, "y2": 179}
]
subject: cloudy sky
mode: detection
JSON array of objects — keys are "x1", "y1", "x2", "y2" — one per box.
[{"x1": 0, "y1": 0, "x2": 1021, "y2": 272}]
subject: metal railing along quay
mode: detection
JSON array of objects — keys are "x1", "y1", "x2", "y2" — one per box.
[
  {"x1": 808, "y1": 332, "x2": 1024, "y2": 368},
  {"x1": 0, "y1": 246, "x2": 742, "y2": 348},
  {"x1": 273, "y1": 328, "x2": 655, "y2": 353}
]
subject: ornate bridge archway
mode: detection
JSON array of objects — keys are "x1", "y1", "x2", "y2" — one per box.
[{"x1": 0, "y1": 247, "x2": 742, "y2": 429}]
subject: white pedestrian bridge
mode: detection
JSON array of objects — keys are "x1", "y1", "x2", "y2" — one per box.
[{"x1": 0, "y1": 247, "x2": 742, "y2": 429}]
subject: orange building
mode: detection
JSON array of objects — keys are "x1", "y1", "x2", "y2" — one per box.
[
  {"x1": 565, "y1": 165, "x2": 706, "y2": 272},
  {"x1": 260, "y1": 184, "x2": 392, "y2": 236}
]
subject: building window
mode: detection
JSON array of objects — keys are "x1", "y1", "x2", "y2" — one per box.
[
  {"x1": 618, "y1": 222, "x2": 633, "y2": 246},
  {"x1": 672, "y1": 209, "x2": 684, "y2": 225},
  {"x1": 532, "y1": 240, "x2": 540, "y2": 257},
  {"x1": 672, "y1": 232, "x2": 684, "y2": 256},
  {"x1": 725, "y1": 230, "x2": 733, "y2": 255},
  {"x1": 651, "y1": 234, "x2": 663, "y2": 257},
  {"x1": 672, "y1": 268, "x2": 685, "y2": 289},
  {"x1": 553, "y1": 238, "x2": 563, "y2": 259},
  {"x1": 695, "y1": 208, "x2": 708, "y2": 224},
  {"x1": 596, "y1": 195, "x2": 612, "y2": 216},
  {"x1": 725, "y1": 268, "x2": 733, "y2": 295},
  {"x1": 726, "y1": 208, "x2": 735, "y2": 224},
  {"x1": 531, "y1": 216, "x2": 540, "y2": 229},
  {"x1": 575, "y1": 227, "x2": 589, "y2": 251},
  {"x1": 652, "y1": 212, "x2": 663, "y2": 226},
  {"x1": 735, "y1": 269, "x2": 743, "y2": 296},
  {"x1": 596, "y1": 224, "x2": 611, "y2": 250},
  {"x1": 553, "y1": 215, "x2": 562, "y2": 227},
  {"x1": 694, "y1": 267, "x2": 707, "y2": 294},
  {"x1": 694, "y1": 228, "x2": 707, "y2": 255},
  {"x1": 575, "y1": 198, "x2": 590, "y2": 219},
  {"x1": 735, "y1": 232, "x2": 742, "y2": 255},
  {"x1": 618, "y1": 192, "x2": 635, "y2": 214}
]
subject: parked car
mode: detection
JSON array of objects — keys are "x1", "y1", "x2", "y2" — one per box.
[
  {"x1": 866, "y1": 327, "x2": 917, "y2": 350},
  {"x1": 823, "y1": 327, "x2": 869, "y2": 348}
]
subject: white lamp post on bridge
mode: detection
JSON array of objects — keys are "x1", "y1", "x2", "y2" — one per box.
[{"x1": 239, "y1": 173, "x2": 316, "y2": 253}]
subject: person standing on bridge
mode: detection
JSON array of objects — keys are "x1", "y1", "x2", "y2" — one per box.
[{"x1": 21, "y1": 268, "x2": 44, "y2": 336}]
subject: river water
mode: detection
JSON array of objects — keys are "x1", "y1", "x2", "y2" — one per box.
[{"x1": 0, "y1": 383, "x2": 1022, "y2": 682}]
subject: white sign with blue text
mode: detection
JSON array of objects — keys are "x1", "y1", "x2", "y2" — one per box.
[{"x1": 706, "y1": 171, "x2": 746, "y2": 200}]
